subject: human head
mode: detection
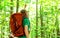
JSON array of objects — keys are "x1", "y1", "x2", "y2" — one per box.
[{"x1": 20, "y1": 9, "x2": 28, "y2": 18}]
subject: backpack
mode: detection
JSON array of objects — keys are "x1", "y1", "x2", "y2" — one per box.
[{"x1": 10, "y1": 13, "x2": 24, "y2": 37}]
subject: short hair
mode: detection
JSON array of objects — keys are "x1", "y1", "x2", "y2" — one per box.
[{"x1": 20, "y1": 9, "x2": 27, "y2": 13}]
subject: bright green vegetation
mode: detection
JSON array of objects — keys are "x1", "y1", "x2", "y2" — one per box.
[{"x1": 0, "y1": 0, "x2": 60, "y2": 38}]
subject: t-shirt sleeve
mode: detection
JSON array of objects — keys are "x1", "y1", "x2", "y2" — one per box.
[{"x1": 23, "y1": 18, "x2": 30, "y2": 26}]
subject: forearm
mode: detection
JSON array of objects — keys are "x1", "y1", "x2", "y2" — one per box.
[
  {"x1": 25, "y1": 29, "x2": 29, "y2": 38},
  {"x1": 24, "y1": 25, "x2": 29, "y2": 38}
]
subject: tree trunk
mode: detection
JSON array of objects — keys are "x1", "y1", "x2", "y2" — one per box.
[
  {"x1": 36, "y1": 0, "x2": 38, "y2": 38},
  {"x1": 16, "y1": 0, "x2": 19, "y2": 13},
  {"x1": 40, "y1": 3, "x2": 44, "y2": 38},
  {"x1": 55, "y1": 13, "x2": 59, "y2": 38},
  {"x1": 9, "y1": 0, "x2": 13, "y2": 38},
  {"x1": 10, "y1": 0, "x2": 13, "y2": 14}
]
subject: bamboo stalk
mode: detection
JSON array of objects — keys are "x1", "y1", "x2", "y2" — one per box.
[
  {"x1": 9, "y1": 0, "x2": 13, "y2": 38},
  {"x1": 16, "y1": 0, "x2": 19, "y2": 13},
  {"x1": 36, "y1": 0, "x2": 38, "y2": 38},
  {"x1": 10, "y1": 0, "x2": 13, "y2": 14},
  {"x1": 40, "y1": 2, "x2": 44, "y2": 38}
]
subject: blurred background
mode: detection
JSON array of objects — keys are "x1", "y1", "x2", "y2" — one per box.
[{"x1": 0, "y1": 0, "x2": 60, "y2": 38}]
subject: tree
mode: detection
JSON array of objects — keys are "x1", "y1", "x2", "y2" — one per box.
[{"x1": 16, "y1": 0, "x2": 19, "y2": 13}]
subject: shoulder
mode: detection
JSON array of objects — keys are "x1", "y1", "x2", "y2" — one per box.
[
  {"x1": 23, "y1": 17, "x2": 29, "y2": 21},
  {"x1": 23, "y1": 17, "x2": 30, "y2": 23},
  {"x1": 23, "y1": 18, "x2": 30, "y2": 26}
]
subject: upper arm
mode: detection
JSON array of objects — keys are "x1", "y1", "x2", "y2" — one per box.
[
  {"x1": 23, "y1": 18, "x2": 30, "y2": 32},
  {"x1": 24, "y1": 25, "x2": 28, "y2": 30},
  {"x1": 23, "y1": 18, "x2": 30, "y2": 26}
]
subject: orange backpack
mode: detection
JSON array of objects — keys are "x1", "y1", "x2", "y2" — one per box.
[{"x1": 10, "y1": 13, "x2": 24, "y2": 37}]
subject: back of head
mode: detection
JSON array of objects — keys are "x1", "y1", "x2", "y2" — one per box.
[
  {"x1": 20, "y1": 9, "x2": 28, "y2": 18},
  {"x1": 20, "y1": 9, "x2": 27, "y2": 13}
]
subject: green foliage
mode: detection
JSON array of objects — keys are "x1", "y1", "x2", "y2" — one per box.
[{"x1": 0, "y1": 0, "x2": 60, "y2": 38}]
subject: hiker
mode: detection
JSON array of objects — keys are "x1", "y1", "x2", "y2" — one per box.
[
  {"x1": 10, "y1": 9, "x2": 30, "y2": 38},
  {"x1": 19, "y1": 9, "x2": 30, "y2": 38}
]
